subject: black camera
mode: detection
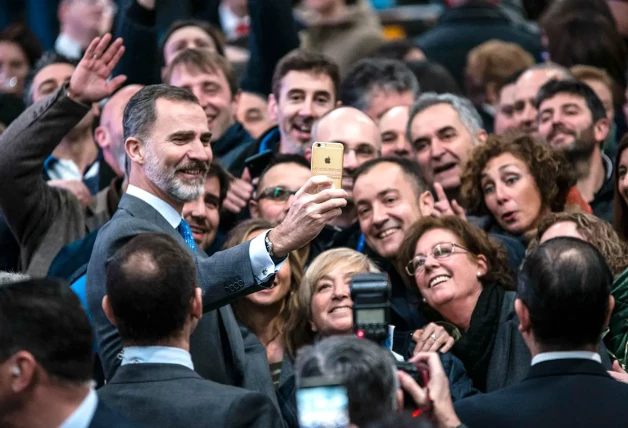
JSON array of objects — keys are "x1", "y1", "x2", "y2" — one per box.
[{"x1": 350, "y1": 273, "x2": 391, "y2": 345}]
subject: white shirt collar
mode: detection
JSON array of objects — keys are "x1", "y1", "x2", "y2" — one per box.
[
  {"x1": 531, "y1": 351, "x2": 602, "y2": 366},
  {"x1": 54, "y1": 33, "x2": 83, "y2": 60},
  {"x1": 121, "y1": 346, "x2": 194, "y2": 370},
  {"x1": 58, "y1": 389, "x2": 98, "y2": 428},
  {"x1": 218, "y1": 2, "x2": 250, "y2": 40},
  {"x1": 126, "y1": 185, "x2": 182, "y2": 228}
]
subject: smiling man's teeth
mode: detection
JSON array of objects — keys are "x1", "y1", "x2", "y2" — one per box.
[
  {"x1": 429, "y1": 275, "x2": 450, "y2": 288},
  {"x1": 378, "y1": 228, "x2": 400, "y2": 239}
]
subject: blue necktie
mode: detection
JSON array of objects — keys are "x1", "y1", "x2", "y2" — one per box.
[{"x1": 177, "y1": 219, "x2": 197, "y2": 252}]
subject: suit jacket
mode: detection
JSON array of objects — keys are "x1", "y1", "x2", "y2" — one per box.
[
  {"x1": 98, "y1": 363, "x2": 283, "y2": 428},
  {"x1": 485, "y1": 291, "x2": 614, "y2": 392},
  {"x1": 85, "y1": 194, "x2": 278, "y2": 406},
  {"x1": 0, "y1": 85, "x2": 115, "y2": 276},
  {"x1": 455, "y1": 358, "x2": 628, "y2": 428},
  {"x1": 89, "y1": 399, "x2": 140, "y2": 428}
]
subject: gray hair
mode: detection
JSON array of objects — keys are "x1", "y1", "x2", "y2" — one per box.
[
  {"x1": 407, "y1": 92, "x2": 484, "y2": 145},
  {"x1": 339, "y1": 58, "x2": 419, "y2": 114},
  {"x1": 295, "y1": 336, "x2": 398, "y2": 426},
  {"x1": 521, "y1": 62, "x2": 574, "y2": 81},
  {"x1": 122, "y1": 84, "x2": 200, "y2": 144},
  {"x1": 0, "y1": 271, "x2": 31, "y2": 286}
]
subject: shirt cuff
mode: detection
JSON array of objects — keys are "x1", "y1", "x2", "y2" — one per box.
[{"x1": 249, "y1": 230, "x2": 287, "y2": 285}]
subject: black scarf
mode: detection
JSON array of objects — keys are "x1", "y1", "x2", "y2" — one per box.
[{"x1": 452, "y1": 283, "x2": 505, "y2": 392}]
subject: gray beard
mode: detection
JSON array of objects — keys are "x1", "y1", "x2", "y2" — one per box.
[{"x1": 143, "y1": 145, "x2": 205, "y2": 203}]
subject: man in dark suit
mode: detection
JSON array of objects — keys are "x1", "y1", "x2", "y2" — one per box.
[
  {"x1": 455, "y1": 237, "x2": 628, "y2": 427},
  {"x1": 98, "y1": 232, "x2": 282, "y2": 427},
  {"x1": 0, "y1": 278, "x2": 136, "y2": 428},
  {"x1": 79, "y1": 35, "x2": 346, "y2": 395}
]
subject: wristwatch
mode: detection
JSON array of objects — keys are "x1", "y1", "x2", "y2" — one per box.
[{"x1": 264, "y1": 230, "x2": 276, "y2": 259}]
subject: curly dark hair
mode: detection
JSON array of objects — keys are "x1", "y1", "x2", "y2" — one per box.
[
  {"x1": 460, "y1": 132, "x2": 575, "y2": 217},
  {"x1": 397, "y1": 216, "x2": 515, "y2": 293}
]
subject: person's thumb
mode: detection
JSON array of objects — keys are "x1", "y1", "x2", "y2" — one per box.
[{"x1": 241, "y1": 167, "x2": 252, "y2": 182}]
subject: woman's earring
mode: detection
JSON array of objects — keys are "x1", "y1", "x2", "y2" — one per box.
[
  {"x1": 422, "y1": 297, "x2": 427, "y2": 303},
  {"x1": 477, "y1": 272, "x2": 482, "y2": 277}
]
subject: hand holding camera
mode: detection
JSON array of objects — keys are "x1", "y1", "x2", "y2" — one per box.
[{"x1": 398, "y1": 352, "x2": 461, "y2": 428}]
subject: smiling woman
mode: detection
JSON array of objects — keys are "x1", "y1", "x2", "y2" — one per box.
[
  {"x1": 223, "y1": 218, "x2": 303, "y2": 389},
  {"x1": 398, "y1": 216, "x2": 526, "y2": 393},
  {"x1": 461, "y1": 132, "x2": 577, "y2": 245}
]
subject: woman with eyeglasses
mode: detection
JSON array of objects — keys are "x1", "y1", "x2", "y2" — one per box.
[
  {"x1": 398, "y1": 216, "x2": 530, "y2": 392},
  {"x1": 461, "y1": 132, "x2": 580, "y2": 247},
  {"x1": 223, "y1": 218, "x2": 303, "y2": 390},
  {"x1": 277, "y1": 247, "x2": 476, "y2": 427}
]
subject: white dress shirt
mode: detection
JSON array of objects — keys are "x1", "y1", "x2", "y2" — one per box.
[
  {"x1": 121, "y1": 346, "x2": 194, "y2": 370},
  {"x1": 126, "y1": 185, "x2": 283, "y2": 283},
  {"x1": 54, "y1": 33, "x2": 83, "y2": 60},
  {"x1": 218, "y1": 2, "x2": 250, "y2": 41},
  {"x1": 58, "y1": 389, "x2": 98, "y2": 428},
  {"x1": 531, "y1": 351, "x2": 602, "y2": 366}
]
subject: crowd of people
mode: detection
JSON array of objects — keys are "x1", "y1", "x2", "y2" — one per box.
[{"x1": 1, "y1": 0, "x2": 628, "y2": 427}]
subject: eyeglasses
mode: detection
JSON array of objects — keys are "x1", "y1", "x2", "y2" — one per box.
[
  {"x1": 256, "y1": 186, "x2": 297, "y2": 202},
  {"x1": 405, "y1": 242, "x2": 470, "y2": 276}
]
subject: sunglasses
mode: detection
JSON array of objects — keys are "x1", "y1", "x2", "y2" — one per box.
[{"x1": 256, "y1": 186, "x2": 297, "y2": 202}]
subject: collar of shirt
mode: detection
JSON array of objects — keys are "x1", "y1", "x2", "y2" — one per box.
[
  {"x1": 531, "y1": 351, "x2": 602, "y2": 366},
  {"x1": 54, "y1": 33, "x2": 83, "y2": 60},
  {"x1": 219, "y1": 2, "x2": 250, "y2": 40},
  {"x1": 121, "y1": 346, "x2": 195, "y2": 370},
  {"x1": 44, "y1": 156, "x2": 100, "y2": 181},
  {"x1": 58, "y1": 389, "x2": 98, "y2": 428},
  {"x1": 126, "y1": 185, "x2": 181, "y2": 228}
]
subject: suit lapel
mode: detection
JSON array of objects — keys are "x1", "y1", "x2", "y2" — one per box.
[{"x1": 118, "y1": 194, "x2": 192, "y2": 255}]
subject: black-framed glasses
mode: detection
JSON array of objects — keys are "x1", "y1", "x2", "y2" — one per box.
[
  {"x1": 405, "y1": 242, "x2": 470, "y2": 276},
  {"x1": 256, "y1": 186, "x2": 297, "y2": 202}
]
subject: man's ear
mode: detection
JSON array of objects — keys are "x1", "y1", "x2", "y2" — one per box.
[
  {"x1": 418, "y1": 190, "x2": 434, "y2": 217},
  {"x1": 304, "y1": 147, "x2": 312, "y2": 162},
  {"x1": 102, "y1": 296, "x2": 117, "y2": 327},
  {"x1": 249, "y1": 198, "x2": 260, "y2": 219},
  {"x1": 268, "y1": 94, "x2": 278, "y2": 122},
  {"x1": 191, "y1": 288, "x2": 203, "y2": 321},
  {"x1": 125, "y1": 137, "x2": 145, "y2": 166},
  {"x1": 335, "y1": 99, "x2": 342, "y2": 108},
  {"x1": 231, "y1": 89, "x2": 241, "y2": 117},
  {"x1": 515, "y1": 298, "x2": 531, "y2": 334},
  {"x1": 485, "y1": 82, "x2": 499, "y2": 105},
  {"x1": 604, "y1": 295, "x2": 615, "y2": 328},
  {"x1": 94, "y1": 126, "x2": 109, "y2": 150},
  {"x1": 593, "y1": 118, "x2": 610, "y2": 143},
  {"x1": 476, "y1": 129, "x2": 488, "y2": 144}
]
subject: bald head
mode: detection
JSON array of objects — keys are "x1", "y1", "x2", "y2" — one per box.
[
  {"x1": 312, "y1": 106, "x2": 381, "y2": 199},
  {"x1": 96, "y1": 84, "x2": 144, "y2": 176},
  {"x1": 513, "y1": 65, "x2": 573, "y2": 134}
]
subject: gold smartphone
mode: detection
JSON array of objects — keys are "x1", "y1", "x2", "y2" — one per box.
[{"x1": 311, "y1": 141, "x2": 344, "y2": 190}]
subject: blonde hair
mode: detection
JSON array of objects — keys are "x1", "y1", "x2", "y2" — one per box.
[
  {"x1": 284, "y1": 248, "x2": 380, "y2": 358},
  {"x1": 466, "y1": 40, "x2": 535, "y2": 89}
]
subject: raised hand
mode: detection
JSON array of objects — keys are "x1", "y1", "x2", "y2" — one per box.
[
  {"x1": 68, "y1": 34, "x2": 127, "y2": 106},
  {"x1": 431, "y1": 182, "x2": 466, "y2": 220},
  {"x1": 269, "y1": 176, "x2": 347, "y2": 258}
]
